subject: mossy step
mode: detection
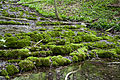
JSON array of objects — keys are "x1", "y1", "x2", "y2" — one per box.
[
  {"x1": 0, "y1": 21, "x2": 29, "y2": 25},
  {"x1": 0, "y1": 49, "x2": 29, "y2": 58},
  {"x1": 90, "y1": 49, "x2": 118, "y2": 58}
]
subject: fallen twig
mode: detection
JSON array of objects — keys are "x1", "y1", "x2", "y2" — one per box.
[
  {"x1": 33, "y1": 40, "x2": 42, "y2": 47},
  {"x1": 65, "y1": 65, "x2": 81, "y2": 80}
]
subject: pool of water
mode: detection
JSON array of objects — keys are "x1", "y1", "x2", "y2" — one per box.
[{"x1": 13, "y1": 59, "x2": 120, "y2": 80}]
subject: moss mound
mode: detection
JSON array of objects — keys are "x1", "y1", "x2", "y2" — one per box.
[{"x1": 19, "y1": 60, "x2": 35, "y2": 71}]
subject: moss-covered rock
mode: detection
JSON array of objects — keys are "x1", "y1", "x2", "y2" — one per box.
[
  {"x1": 52, "y1": 45, "x2": 72, "y2": 55},
  {"x1": 51, "y1": 56, "x2": 64, "y2": 66},
  {"x1": 6, "y1": 64, "x2": 19, "y2": 76},
  {"x1": 72, "y1": 55, "x2": 79, "y2": 62},
  {"x1": 85, "y1": 41, "x2": 115, "y2": 49},
  {"x1": 27, "y1": 32, "x2": 43, "y2": 42},
  {"x1": 30, "y1": 50, "x2": 52, "y2": 57},
  {"x1": 8, "y1": 59, "x2": 21, "y2": 63},
  {"x1": 26, "y1": 56, "x2": 38, "y2": 62},
  {"x1": 52, "y1": 61, "x2": 59, "y2": 67},
  {"x1": 19, "y1": 60, "x2": 34, "y2": 71},
  {"x1": 30, "y1": 46, "x2": 42, "y2": 52},
  {"x1": 4, "y1": 49, "x2": 29, "y2": 58},
  {"x1": 0, "y1": 50, "x2": 6, "y2": 57},
  {"x1": 91, "y1": 49, "x2": 117, "y2": 58},
  {"x1": 70, "y1": 47, "x2": 88, "y2": 61},
  {"x1": 62, "y1": 30, "x2": 75, "y2": 37},
  {"x1": 0, "y1": 69, "x2": 8, "y2": 76},
  {"x1": 51, "y1": 55, "x2": 71, "y2": 66},
  {"x1": 70, "y1": 43, "x2": 84, "y2": 51},
  {"x1": 42, "y1": 57, "x2": 51, "y2": 67},
  {"x1": 35, "y1": 58, "x2": 43, "y2": 67},
  {"x1": 116, "y1": 47, "x2": 120, "y2": 54},
  {"x1": 73, "y1": 36, "x2": 82, "y2": 43},
  {"x1": 39, "y1": 51, "x2": 52, "y2": 56},
  {"x1": 5, "y1": 36, "x2": 31, "y2": 48},
  {"x1": 4, "y1": 33, "x2": 12, "y2": 37},
  {"x1": 40, "y1": 45, "x2": 56, "y2": 51},
  {"x1": 55, "y1": 39, "x2": 65, "y2": 45},
  {"x1": 77, "y1": 32, "x2": 102, "y2": 42}
]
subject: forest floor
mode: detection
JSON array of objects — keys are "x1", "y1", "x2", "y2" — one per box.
[{"x1": 0, "y1": 0, "x2": 120, "y2": 79}]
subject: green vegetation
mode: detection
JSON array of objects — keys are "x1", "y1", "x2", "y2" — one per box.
[
  {"x1": 18, "y1": 0, "x2": 120, "y2": 31},
  {"x1": 19, "y1": 60, "x2": 35, "y2": 71},
  {"x1": 91, "y1": 49, "x2": 117, "y2": 58},
  {"x1": 0, "y1": 21, "x2": 29, "y2": 25},
  {"x1": 6, "y1": 64, "x2": 19, "y2": 76},
  {"x1": 0, "y1": 0, "x2": 120, "y2": 79},
  {"x1": 5, "y1": 36, "x2": 31, "y2": 48}
]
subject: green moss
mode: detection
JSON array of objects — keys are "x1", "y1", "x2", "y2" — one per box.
[
  {"x1": 5, "y1": 36, "x2": 31, "y2": 48},
  {"x1": 4, "y1": 49, "x2": 29, "y2": 58},
  {"x1": 40, "y1": 45, "x2": 56, "y2": 50},
  {"x1": 30, "y1": 51, "x2": 40, "y2": 56},
  {"x1": 38, "y1": 28, "x2": 47, "y2": 31},
  {"x1": 40, "y1": 51, "x2": 52, "y2": 56},
  {"x1": 52, "y1": 61, "x2": 59, "y2": 67},
  {"x1": 0, "y1": 50, "x2": 6, "y2": 57},
  {"x1": 42, "y1": 57, "x2": 51, "y2": 67},
  {"x1": 72, "y1": 55, "x2": 79, "y2": 62},
  {"x1": 63, "y1": 25, "x2": 83, "y2": 29},
  {"x1": 73, "y1": 36, "x2": 82, "y2": 43},
  {"x1": 26, "y1": 17, "x2": 37, "y2": 20},
  {"x1": 6, "y1": 64, "x2": 19, "y2": 76},
  {"x1": 80, "y1": 33, "x2": 102, "y2": 42},
  {"x1": 0, "y1": 69, "x2": 8, "y2": 76},
  {"x1": 8, "y1": 59, "x2": 21, "y2": 63},
  {"x1": 47, "y1": 31, "x2": 62, "y2": 37},
  {"x1": 116, "y1": 47, "x2": 120, "y2": 54},
  {"x1": 62, "y1": 30, "x2": 75, "y2": 37},
  {"x1": 55, "y1": 39, "x2": 65, "y2": 45},
  {"x1": 30, "y1": 46, "x2": 41, "y2": 51},
  {"x1": 26, "y1": 56, "x2": 38, "y2": 62},
  {"x1": 70, "y1": 43, "x2": 84, "y2": 50},
  {"x1": 47, "y1": 42, "x2": 56, "y2": 45},
  {"x1": 0, "y1": 21, "x2": 23, "y2": 25},
  {"x1": 39, "y1": 17, "x2": 46, "y2": 20},
  {"x1": 52, "y1": 56, "x2": 64, "y2": 66},
  {"x1": 36, "y1": 21, "x2": 63, "y2": 26},
  {"x1": 4, "y1": 33, "x2": 12, "y2": 37},
  {"x1": 52, "y1": 45, "x2": 72, "y2": 55},
  {"x1": 35, "y1": 58, "x2": 43, "y2": 67},
  {"x1": 27, "y1": 33, "x2": 43, "y2": 42},
  {"x1": 70, "y1": 52, "x2": 84, "y2": 61},
  {"x1": 94, "y1": 41, "x2": 115, "y2": 49},
  {"x1": 51, "y1": 55, "x2": 71, "y2": 66},
  {"x1": 91, "y1": 49, "x2": 117, "y2": 58},
  {"x1": 19, "y1": 60, "x2": 34, "y2": 71},
  {"x1": 102, "y1": 34, "x2": 113, "y2": 40},
  {"x1": 64, "y1": 58, "x2": 71, "y2": 64},
  {"x1": 70, "y1": 47, "x2": 88, "y2": 61},
  {"x1": 85, "y1": 41, "x2": 115, "y2": 49},
  {"x1": 26, "y1": 57, "x2": 51, "y2": 67}
]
